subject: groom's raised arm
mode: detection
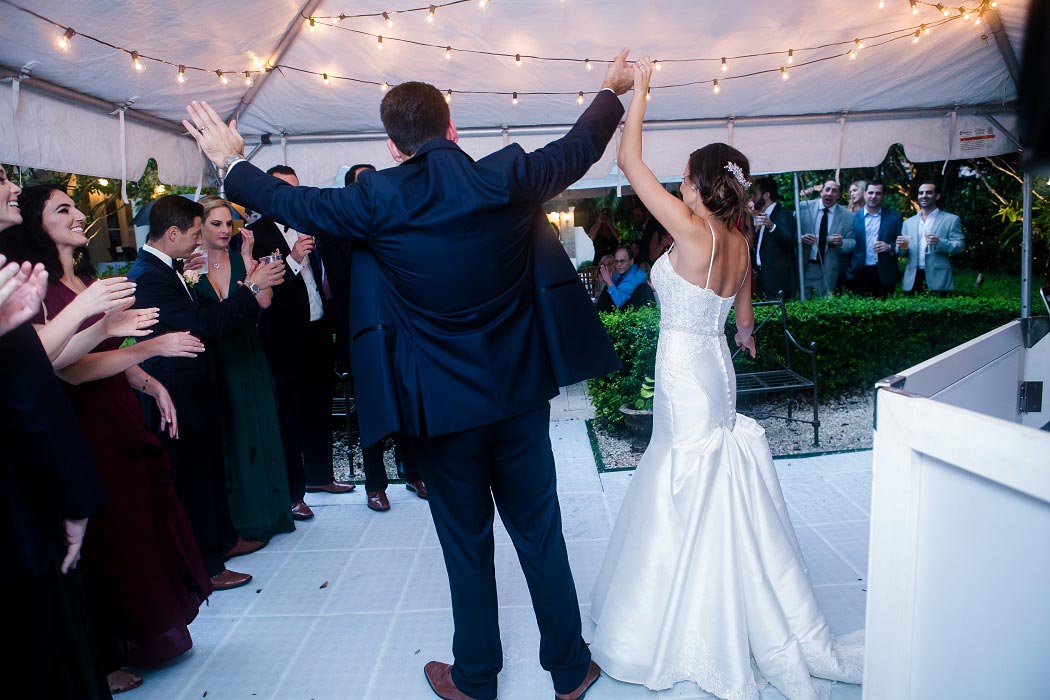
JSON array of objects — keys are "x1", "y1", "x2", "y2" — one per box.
[{"x1": 224, "y1": 162, "x2": 372, "y2": 243}]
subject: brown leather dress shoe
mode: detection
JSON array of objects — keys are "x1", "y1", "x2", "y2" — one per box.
[
  {"x1": 554, "y1": 661, "x2": 601, "y2": 700},
  {"x1": 305, "y1": 481, "x2": 357, "y2": 494},
  {"x1": 367, "y1": 490, "x2": 390, "y2": 512},
  {"x1": 210, "y1": 568, "x2": 252, "y2": 591},
  {"x1": 406, "y1": 480, "x2": 429, "y2": 499},
  {"x1": 224, "y1": 536, "x2": 266, "y2": 560},
  {"x1": 291, "y1": 500, "x2": 315, "y2": 520},
  {"x1": 423, "y1": 661, "x2": 476, "y2": 700}
]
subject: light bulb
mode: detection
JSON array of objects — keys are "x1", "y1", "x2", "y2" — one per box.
[
  {"x1": 787, "y1": 49, "x2": 794, "y2": 64},
  {"x1": 577, "y1": 91, "x2": 584, "y2": 106},
  {"x1": 780, "y1": 66, "x2": 789, "y2": 81},
  {"x1": 97, "y1": 178, "x2": 109, "y2": 187},
  {"x1": 176, "y1": 65, "x2": 186, "y2": 83},
  {"x1": 584, "y1": 58, "x2": 592, "y2": 71},
  {"x1": 383, "y1": 11, "x2": 393, "y2": 28},
  {"x1": 855, "y1": 38, "x2": 864, "y2": 50},
  {"x1": 721, "y1": 57, "x2": 728, "y2": 72},
  {"x1": 244, "y1": 71, "x2": 254, "y2": 87},
  {"x1": 445, "y1": 46, "x2": 452, "y2": 60},
  {"x1": 380, "y1": 82, "x2": 389, "y2": 92},
  {"x1": 712, "y1": 79, "x2": 720, "y2": 94},
  {"x1": 515, "y1": 53, "x2": 522, "y2": 67},
  {"x1": 910, "y1": 0, "x2": 918, "y2": 14},
  {"x1": 913, "y1": 29, "x2": 921, "y2": 43},
  {"x1": 378, "y1": 35, "x2": 384, "y2": 50},
  {"x1": 58, "y1": 27, "x2": 75, "y2": 50},
  {"x1": 445, "y1": 89, "x2": 452, "y2": 103},
  {"x1": 848, "y1": 49, "x2": 857, "y2": 60},
  {"x1": 217, "y1": 70, "x2": 229, "y2": 85},
  {"x1": 337, "y1": 13, "x2": 346, "y2": 22},
  {"x1": 427, "y1": 5, "x2": 436, "y2": 23},
  {"x1": 645, "y1": 87, "x2": 651, "y2": 101},
  {"x1": 308, "y1": 17, "x2": 316, "y2": 31},
  {"x1": 962, "y1": 8, "x2": 971, "y2": 19},
  {"x1": 512, "y1": 91, "x2": 518, "y2": 105},
  {"x1": 323, "y1": 72, "x2": 330, "y2": 85},
  {"x1": 479, "y1": 0, "x2": 488, "y2": 8},
  {"x1": 653, "y1": 60, "x2": 661, "y2": 71},
  {"x1": 131, "y1": 51, "x2": 144, "y2": 72},
  {"x1": 154, "y1": 185, "x2": 166, "y2": 195},
  {"x1": 878, "y1": 0, "x2": 885, "y2": 8},
  {"x1": 923, "y1": 23, "x2": 931, "y2": 34}
]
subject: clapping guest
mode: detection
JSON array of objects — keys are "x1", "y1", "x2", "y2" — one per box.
[
  {"x1": 196, "y1": 195, "x2": 294, "y2": 542},
  {"x1": 0, "y1": 166, "x2": 109, "y2": 700},
  {"x1": 10, "y1": 184, "x2": 214, "y2": 693},
  {"x1": 129, "y1": 195, "x2": 286, "y2": 591},
  {"x1": 249, "y1": 165, "x2": 354, "y2": 523}
]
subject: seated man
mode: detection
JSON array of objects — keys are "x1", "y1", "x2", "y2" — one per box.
[{"x1": 596, "y1": 245, "x2": 648, "y2": 312}]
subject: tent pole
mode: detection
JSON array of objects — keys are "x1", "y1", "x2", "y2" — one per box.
[
  {"x1": 794, "y1": 172, "x2": 805, "y2": 302},
  {"x1": 1022, "y1": 171, "x2": 1033, "y2": 319}
]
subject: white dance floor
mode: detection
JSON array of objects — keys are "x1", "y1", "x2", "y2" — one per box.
[{"x1": 128, "y1": 416, "x2": 871, "y2": 700}]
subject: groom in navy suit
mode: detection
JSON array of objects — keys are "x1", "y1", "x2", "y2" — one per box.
[{"x1": 184, "y1": 51, "x2": 632, "y2": 700}]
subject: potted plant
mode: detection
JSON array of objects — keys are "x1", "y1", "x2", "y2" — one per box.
[{"x1": 619, "y1": 376, "x2": 654, "y2": 440}]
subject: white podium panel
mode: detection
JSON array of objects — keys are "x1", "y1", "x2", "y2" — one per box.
[{"x1": 866, "y1": 318, "x2": 1050, "y2": 700}]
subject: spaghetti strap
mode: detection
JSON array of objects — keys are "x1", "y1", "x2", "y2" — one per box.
[{"x1": 702, "y1": 218, "x2": 717, "y2": 291}]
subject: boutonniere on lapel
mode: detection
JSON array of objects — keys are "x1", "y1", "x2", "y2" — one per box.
[{"x1": 181, "y1": 269, "x2": 201, "y2": 288}]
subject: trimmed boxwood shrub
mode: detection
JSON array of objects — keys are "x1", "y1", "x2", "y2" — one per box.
[{"x1": 587, "y1": 294, "x2": 1018, "y2": 427}]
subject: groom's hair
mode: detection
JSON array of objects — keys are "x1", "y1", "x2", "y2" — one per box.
[
  {"x1": 380, "y1": 82, "x2": 450, "y2": 157},
  {"x1": 147, "y1": 195, "x2": 203, "y2": 241}
]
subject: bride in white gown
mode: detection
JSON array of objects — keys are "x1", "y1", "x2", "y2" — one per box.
[{"x1": 589, "y1": 58, "x2": 863, "y2": 700}]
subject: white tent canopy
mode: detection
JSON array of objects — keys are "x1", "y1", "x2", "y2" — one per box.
[{"x1": 0, "y1": 0, "x2": 1029, "y2": 188}]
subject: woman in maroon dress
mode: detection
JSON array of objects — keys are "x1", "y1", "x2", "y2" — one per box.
[{"x1": 11, "y1": 185, "x2": 214, "y2": 694}]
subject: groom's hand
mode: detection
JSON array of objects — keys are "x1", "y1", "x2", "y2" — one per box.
[
  {"x1": 601, "y1": 49, "x2": 633, "y2": 96},
  {"x1": 183, "y1": 101, "x2": 245, "y2": 169}
]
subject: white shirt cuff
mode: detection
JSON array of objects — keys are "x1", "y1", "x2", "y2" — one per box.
[{"x1": 285, "y1": 255, "x2": 303, "y2": 275}]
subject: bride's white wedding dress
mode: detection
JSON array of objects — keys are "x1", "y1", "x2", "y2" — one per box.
[{"x1": 589, "y1": 227, "x2": 863, "y2": 700}]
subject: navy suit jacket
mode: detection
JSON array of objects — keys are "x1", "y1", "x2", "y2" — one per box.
[
  {"x1": 224, "y1": 90, "x2": 624, "y2": 442},
  {"x1": 129, "y1": 248, "x2": 258, "y2": 433},
  {"x1": 850, "y1": 208, "x2": 903, "y2": 287}
]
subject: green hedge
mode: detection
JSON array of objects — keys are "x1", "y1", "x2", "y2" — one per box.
[{"x1": 587, "y1": 294, "x2": 1018, "y2": 427}]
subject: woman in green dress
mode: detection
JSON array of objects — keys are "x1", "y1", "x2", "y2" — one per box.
[{"x1": 196, "y1": 195, "x2": 294, "y2": 542}]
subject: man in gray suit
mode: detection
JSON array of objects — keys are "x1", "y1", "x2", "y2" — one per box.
[
  {"x1": 798, "y1": 180, "x2": 855, "y2": 297},
  {"x1": 896, "y1": 180, "x2": 965, "y2": 294}
]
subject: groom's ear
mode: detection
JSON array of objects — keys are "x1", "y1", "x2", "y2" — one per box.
[
  {"x1": 446, "y1": 120, "x2": 459, "y2": 144},
  {"x1": 387, "y1": 138, "x2": 406, "y2": 164}
]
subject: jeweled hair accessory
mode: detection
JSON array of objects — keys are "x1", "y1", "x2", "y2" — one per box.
[{"x1": 724, "y1": 162, "x2": 749, "y2": 189}]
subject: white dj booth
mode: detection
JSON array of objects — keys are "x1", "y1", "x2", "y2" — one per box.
[{"x1": 865, "y1": 315, "x2": 1050, "y2": 699}]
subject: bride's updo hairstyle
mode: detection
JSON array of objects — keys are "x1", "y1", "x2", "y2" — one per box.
[{"x1": 686, "y1": 142, "x2": 754, "y2": 242}]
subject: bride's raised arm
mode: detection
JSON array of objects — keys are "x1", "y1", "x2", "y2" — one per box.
[{"x1": 617, "y1": 57, "x2": 699, "y2": 242}]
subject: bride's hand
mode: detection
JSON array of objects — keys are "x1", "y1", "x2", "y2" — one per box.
[
  {"x1": 633, "y1": 56, "x2": 654, "y2": 99},
  {"x1": 735, "y1": 332, "x2": 756, "y2": 358}
]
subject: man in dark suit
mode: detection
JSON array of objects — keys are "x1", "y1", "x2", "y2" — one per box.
[
  {"x1": 185, "y1": 49, "x2": 632, "y2": 700},
  {"x1": 751, "y1": 176, "x2": 798, "y2": 299},
  {"x1": 248, "y1": 166, "x2": 355, "y2": 523},
  {"x1": 129, "y1": 195, "x2": 284, "y2": 590},
  {"x1": 847, "y1": 180, "x2": 903, "y2": 298}
]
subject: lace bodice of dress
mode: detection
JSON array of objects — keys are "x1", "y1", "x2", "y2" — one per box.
[{"x1": 651, "y1": 245, "x2": 738, "y2": 339}]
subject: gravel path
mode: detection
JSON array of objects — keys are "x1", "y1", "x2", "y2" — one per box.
[{"x1": 592, "y1": 390, "x2": 874, "y2": 470}]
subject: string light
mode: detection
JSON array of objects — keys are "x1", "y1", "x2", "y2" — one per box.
[
  {"x1": 913, "y1": 29, "x2": 921, "y2": 42},
  {"x1": 937, "y1": 3, "x2": 949, "y2": 14},
  {"x1": 382, "y1": 11, "x2": 393, "y2": 27},
  {"x1": 57, "y1": 27, "x2": 75, "y2": 50},
  {"x1": 787, "y1": 49, "x2": 794, "y2": 64},
  {"x1": 878, "y1": 0, "x2": 885, "y2": 8},
  {"x1": 848, "y1": 48, "x2": 857, "y2": 60},
  {"x1": 217, "y1": 70, "x2": 229, "y2": 84},
  {"x1": 381, "y1": 81, "x2": 389, "y2": 92},
  {"x1": 445, "y1": 46, "x2": 452, "y2": 60},
  {"x1": 653, "y1": 60, "x2": 661, "y2": 71},
  {"x1": 323, "y1": 72, "x2": 330, "y2": 84},
  {"x1": 721, "y1": 57, "x2": 728, "y2": 72},
  {"x1": 961, "y1": 7, "x2": 971, "y2": 19},
  {"x1": 645, "y1": 87, "x2": 651, "y2": 101},
  {"x1": 97, "y1": 178, "x2": 109, "y2": 187},
  {"x1": 923, "y1": 23, "x2": 931, "y2": 34},
  {"x1": 130, "y1": 51, "x2": 144, "y2": 72},
  {"x1": 427, "y1": 5, "x2": 436, "y2": 23},
  {"x1": 780, "y1": 66, "x2": 789, "y2": 81},
  {"x1": 308, "y1": 17, "x2": 316, "y2": 31},
  {"x1": 854, "y1": 38, "x2": 865, "y2": 50},
  {"x1": 478, "y1": 0, "x2": 488, "y2": 8},
  {"x1": 584, "y1": 58, "x2": 592, "y2": 71},
  {"x1": 512, "y1": 91, "x2": 518, "y2": 105},
  {"x1": 712, "y1": 79, "x2": 720, "y2": 94},
  {"x1": 244, "y1": 71, "x2": 254, "y2": 87},
  {"x1": 337, "y1": 13, "x2": 346, "y2": 22},
  {"x1": 378, "y1": 35, "x2": 384, "y2": 49},
  {"x1": 515, "y1": 53, "x2": 521, "y2": 67},
  {"x1": 176, "y1": 64, "x2": 186, "y2": 83},
  {"x1": 154, "y1": 185, "x2": 166, "y2": 195},
  {"x1": 577, "y1": 91, "x2": 584, "y2": 106},
  {"x1": 911, "y1": 0, "x2": 919, "y2": 14},
  {"x1": 445, "y1": 89, "x2": 452, "y2": 103}
]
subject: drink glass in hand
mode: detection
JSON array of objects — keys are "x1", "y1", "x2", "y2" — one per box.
[
  {"x1": 258, "y1": 251, "x2": 284, "y2": 266},
  {"x1": 898, "y1": 235, "x2": 909, "y2": 251}
]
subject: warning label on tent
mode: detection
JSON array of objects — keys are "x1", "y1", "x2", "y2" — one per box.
[{"x1": 957, "y1": 127, "x2": 997, "y2": 155}]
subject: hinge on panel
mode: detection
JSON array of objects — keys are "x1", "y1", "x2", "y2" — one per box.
[{"x1": 1019, "y1": 381, "x2": 1043, "y2": 414}]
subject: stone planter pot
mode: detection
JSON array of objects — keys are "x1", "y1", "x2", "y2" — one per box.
[{"x1": 620, "y1": 403, "x2": 654, "y2": 441}]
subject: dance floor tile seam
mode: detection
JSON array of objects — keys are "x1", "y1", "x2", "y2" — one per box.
[{"x1": 128, "y1": 415, "x2": 872, "y2": 700}]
